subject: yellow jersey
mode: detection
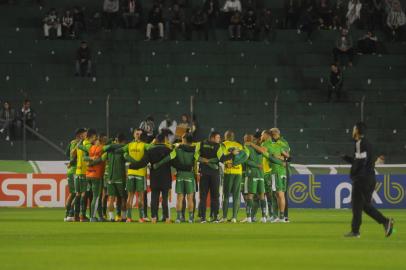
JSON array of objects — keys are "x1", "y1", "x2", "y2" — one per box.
[
  {"x1": 222, "y1": 140, "x2": 243, "y2": 175},
  {"x1": 126, "y1": 141, "x2": 148, "y2": 177},
  {"x1": 75, "y1": 139, "x2": 91, "y2": 176}
]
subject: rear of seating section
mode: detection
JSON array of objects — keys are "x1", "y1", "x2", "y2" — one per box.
[{"x1": 0, "y1": 0, "x2": 405, "y2": 163}]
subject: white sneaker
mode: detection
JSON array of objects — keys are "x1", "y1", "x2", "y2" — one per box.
[
  {"x1": 270, "y1": 217, "x2": 280, "y2": 223},
  {"x1": 240, "y1": 217, "x2": 248, "y2": 223},
  {"x1": 284, "y1": 217, "x2": 290, "y2": 223},
  {"x1": 175, "y1": 219, "x2": 181, "y2": 224},
  {"x1": 260, "y1": 217, "x2": 267, "y2": 223},
  {"x1": 278, "y1": 218, "x2": 286, "y2": 223},
  {"x1": 231, "y1": 218, "x2": 237, "y2": 223},
  {"x1": 63, "y1": 217, "x2": 68, "y2": 222},
  {"x1": 266, "y1": 216, "x2": 272, "y2": 222},
  {"x1": 218, "y1": 218, "x2": 227, "y2": 223},
  {"x1": 66, "y1": 216, "x2": 75, "y2": 222},
  {"x1": 5, "y1": 136, "x2": 10, "y2": 141},
  {"x1": 247, "y1": 217, "x2": 252, "y2": 223}
]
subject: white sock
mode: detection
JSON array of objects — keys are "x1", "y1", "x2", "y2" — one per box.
[
  {"x1": 109, "y1": 212, "x2": 114, "y2": 220},
  {"x1": 121, "y1": 211, "x2": 127, "y2": 219}
]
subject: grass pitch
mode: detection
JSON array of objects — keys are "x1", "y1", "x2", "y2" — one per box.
[{"x1": 0, "y1": 208, "x2": 404, "y2": 270}]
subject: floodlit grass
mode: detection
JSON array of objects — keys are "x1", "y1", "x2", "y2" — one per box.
[{"x1": 0, "y1": 208, "x2": 404, "y2": 270}]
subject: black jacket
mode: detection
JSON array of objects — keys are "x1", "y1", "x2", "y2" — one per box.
[
  {"x1": 130, "y1": 144, "x2": 172, "y2": 189},
  {"x1": 343, "y1": 138, "x2": 375, "y2": 180}
]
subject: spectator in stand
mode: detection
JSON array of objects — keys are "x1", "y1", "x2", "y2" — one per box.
[
  {"x1": 228, "y1": 11, "x2": 242, "y2": 40},
  {"x1": 139, "y1": 115, "x2": 155, "y2": 143},
  {"x1": 166, "y1": 3, "x2": 186, "y2": 40},
  {"x1": 222, "y1": 0, "x2": 242, "y2": 27},
  {"x1": 191, "y1": 7, "x2": 209, "y2": 40},
  {"x1": 332, "y1": 0, "x2": 346, "y2": 30},
  {"x1": 223, "y1": 0, "x2": 242, "y2": 13},
  {"x1": 16, "y1": 99, "x2": 37, "y2": 138},
  {"x1": 243, "y1": 8, "x2": 257, "y2": 41},
  {"x1": 62, "y1": 10, "x2": 74, "y2": 38},
  {"x1": 385, "y1": 0, "x2": 406, "y2": 42},
  {"x1": 146, "y1": 4, "x2": 164, "y2": 41},
  {"x1": 0, "y1": 101, "x2": 16, "y2": 141},
  {"x1": 242, "y1": 0, "x2": 257, "y2": 10},
  {"x1": 333, "y1": 28, "x2": 354, "y2": 66},
  {"x1": 316, "y1": 0, "x2": 333, "y2": 29},
  {"x1": 73, "y1": 6, "x2": 86, "y2": 38},
  {"x1": 103, "y1": 0, "x2": 119, "y2": 30},
  {"x1": 357, "y1": 31, "x2": 378, "y2": 54},
  {"x1": 204, "y1": 0, "x2": 219, "y2": 40},
  {"x1": 75, "y1": 41, "x2": 92, "y2": 77},
  {"x1": 298, "y1": 5, "x2": 317, "y2": 43},
  {"x1": 284, "y1": 0, "x2": 301, "y2": 29},
  {"x1": 346, "y1": 0, "x2": 362, "y2": 28},
  {"x1": 122, "y1": 0, "x2": 142, "y2": 29},
  {"x1": 158, "y1": 114, "x2": 177, "y2": 144},
  {"x1": 261, "y1": 8, "x2": 274, "y2": 41},
  {"x1": 327, "y1": 63, "x2": 343, "y2": 102},
  {"x1": 43, "y1": 8, "x2": 62, "y2": 39},
  {"x1": 362, "y1": 0, "x2": 376, "y2": 31}
]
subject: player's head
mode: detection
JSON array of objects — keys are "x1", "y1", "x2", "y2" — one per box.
[
  {"x1": 270, "y1": 127, "x2": 281, "y2": 141},
  {"x1": 98, "y1": 133, "x2": 108, "y2": 145},
  {"x1": 224, "y1": 130, "x2": 235, "y2": 141},
  {"x1": 133, "y1": 128, "x2": 143, "y2": 141},
  {"x1": 182, "y1": 133, "x2": 194, "y2": 145},
  {"x1": 353, "y1": 122, "x2": 366, "y2": 139},
  {"x1": 75, "y1": 128, "x2": 86, "y2": 139},
  {"x1": 155, "y1": 133, "x2": 166, "y2": 144},
  {"x1": 86, "y1": 128, "x2": 97, "y2": 143},
  {"x1": 116, "y1": 133, "x2": 127, "y2": 144},
  {"x1": 260, "y1": 129, "x2": 271, "y2": 142},
  {"x1": 209, "y1": 131, "x2": 221, "y2": 143},
  {"x1": 244, "y1": 134, "x2": 254, "y2": 143}
]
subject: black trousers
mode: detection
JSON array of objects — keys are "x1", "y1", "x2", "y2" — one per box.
[
  {"x1": 199, "y1": 173, "x2": 220, "y2": 220},
  {"x1": 151, "y1": 188, "x2": 169, "y2": 220},
  {"x1": 351, "y1": 176, "x2": 388, "y2": 234}
]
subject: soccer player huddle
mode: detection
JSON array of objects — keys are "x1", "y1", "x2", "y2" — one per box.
[{"x1": 64, "y1": 126, "x2": 291, "y2": 224}]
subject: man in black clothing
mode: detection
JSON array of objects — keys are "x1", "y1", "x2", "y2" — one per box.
[
  {"x1": 126, "y1": 133, "x2": 189, "y2": 223},
  {"x1": 327, "y1": 63, "x2": 343, "y2": 102},
  {"x1": 342, "y1": 122, "x2": 394, "y2": 238},
  {"x1": 75, "y1": 41, "x2": 91, "y2": 77},
  {"x1": 196, "y1": 131, "x2": 224, "y2": 223},
  {"x1": 126, "y1": 133, "x2": 171, "y2": 223}
]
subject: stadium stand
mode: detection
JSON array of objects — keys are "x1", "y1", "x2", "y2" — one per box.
[{"x1": 0, "y1": 0, "x2": 405, "y2": 163}]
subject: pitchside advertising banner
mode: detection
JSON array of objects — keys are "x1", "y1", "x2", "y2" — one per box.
[{"x1": 0, "y1": 173, "x2": 405, "y2": 209}]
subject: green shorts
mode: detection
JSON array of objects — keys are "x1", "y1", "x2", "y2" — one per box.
[
  {"x1": 67, "y1": 174, "x2": 75, "y2": 193},
  {"x1": 175, "y1": 176, "x2": 196, "y2": 195},
  {"x1": 264, "y1": 173, "x2": 272, "y2": 193},
  {"x1": 245, "y1": 176, "x2": 265, "y2": 194},
  {"x1": 241, "y1": 176, "x2": 246, "y2": 194},
  {"x1": 107, "y1": 182, "x2": 125, "y2": 197},
  {"x1": 126, "y1": 175, "x2": 146, "y2": 193},
  {"x1": 272, "y1": 173, "x2": 287, "y2": 192},
  {"x1": 74, "y1": 175, "x2": 88, "y2": 193}
]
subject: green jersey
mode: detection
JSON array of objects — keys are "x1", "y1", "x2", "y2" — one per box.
[
  {"x1": 104, "y1": 143, "x2": 127, "y2": 183},
  {"x1": 261, "y1": 139, "x2": 284, "y2": 175},
  {"x1": 66, "y1": 139, "x2": 78, "y2": 175},
  {"x1": 244, "y1": 145, "x2": 263, "y2": 179}
]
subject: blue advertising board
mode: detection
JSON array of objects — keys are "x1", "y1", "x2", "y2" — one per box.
[{"x1": 287, "y1": 175, "x2": 406, "y2": 209}]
